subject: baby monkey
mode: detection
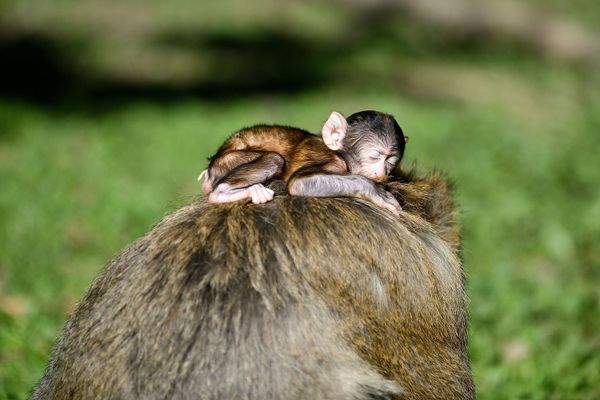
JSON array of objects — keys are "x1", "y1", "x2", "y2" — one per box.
[{"x1": 199, "y1": 110, "x2": 407, "y2": 215}]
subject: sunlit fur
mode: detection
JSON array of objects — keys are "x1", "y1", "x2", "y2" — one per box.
[{"x1": 32, "y1": 170, "x2": 473, "y2": 400}]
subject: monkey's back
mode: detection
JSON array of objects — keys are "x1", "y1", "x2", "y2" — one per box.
[
  {"x1": 217, "y1": 124, "x2": 314, "y2": 160},
  {"x1": 33, "y1": 173, "x2": 474, "y2": 400},
  {"x1": 213, "y1": 124, "x2": 345, "y2": 182}
]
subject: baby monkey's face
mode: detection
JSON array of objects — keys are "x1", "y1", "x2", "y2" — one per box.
[
  {"x1": 323, "y1": 110, "x2": 406, "y2": 183},
  {"x1": 350, "y1": 139, "x2": 400, "y2": 182}
]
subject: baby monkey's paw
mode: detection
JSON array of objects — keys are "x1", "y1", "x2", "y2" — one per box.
[
  {"x1": 248, "y1": 184, "x2": 275, "y2": 204},
  {"x1": 371, "y1": 187, "x2": 402, "y2": 216}
]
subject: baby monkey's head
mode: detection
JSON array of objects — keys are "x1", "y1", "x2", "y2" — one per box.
[{"x1": 322, "y1": 110, "x2": 407, "y2": 182}]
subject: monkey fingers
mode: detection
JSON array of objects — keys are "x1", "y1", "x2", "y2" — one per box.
[
  {"x1": 248, "y1": 184, "x2": 274, "y2": 204},
  {"x1": 369, "y1": 191, "x2": 402, "y2": 216}
]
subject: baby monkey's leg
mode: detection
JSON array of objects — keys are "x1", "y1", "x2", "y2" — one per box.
[
  {"x1": 209, "y1": 152, "x2": 285, "y2": 204},
  {"x1": 203, "y1": 150, "x2": 263, "y2": 193}
]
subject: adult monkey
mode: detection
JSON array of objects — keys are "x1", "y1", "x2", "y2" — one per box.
[{"x1": 32, "y1": 171, "x2": 474, "y2": 400}]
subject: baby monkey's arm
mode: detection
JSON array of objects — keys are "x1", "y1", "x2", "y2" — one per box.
[{"x1": 288, "y1": 163, "x2": 401, "y2": 216}]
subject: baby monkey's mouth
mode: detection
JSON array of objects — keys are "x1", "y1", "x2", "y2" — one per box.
[{"x1": 364, "y1": 173, "x2": 388, "y2": 183}]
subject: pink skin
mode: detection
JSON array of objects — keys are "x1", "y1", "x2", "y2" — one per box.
[
  {"x1": 208, "y1": 183, "x2": 274, "y2": 204},
  {"x1": 361, "y1": 161, "x2": 387, "y2": 181},
  {"x1": 321, "y1": 111, "x2": 347, "y2": 151},
  {"x1": 355, "y1": 151, "x2": 399, "y2": 182},
  {"x1": 203, "y1": 178, "x2": 213, "y2": 194},
  {"x1": 199, "y1": 169, "x2": 274, "y2": 204},
  {"x1": 197, "y1": 169, "x2": 214, "y2": 193}
]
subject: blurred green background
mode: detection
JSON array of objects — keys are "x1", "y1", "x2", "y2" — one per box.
[{"x1": 1, "y1": 0, "x2": 599, "y2": 398}]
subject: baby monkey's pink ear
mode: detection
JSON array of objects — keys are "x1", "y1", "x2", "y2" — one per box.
[{"x1": 322, "y1": 111, "x2": 347, "y2": 151}]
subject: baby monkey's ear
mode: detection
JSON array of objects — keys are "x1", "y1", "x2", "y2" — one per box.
[{"x1": 322, "y1": 111, "x2": 348, "y2": 151}]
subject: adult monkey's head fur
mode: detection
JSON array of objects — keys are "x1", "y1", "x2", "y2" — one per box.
[{"x1": 32, "y1": 171, "x2": 473, "y2": 400}]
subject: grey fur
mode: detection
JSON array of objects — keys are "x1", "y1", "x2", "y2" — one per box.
[{"x1": 32, "y1": 172, "x2": 473, "y2": 400}]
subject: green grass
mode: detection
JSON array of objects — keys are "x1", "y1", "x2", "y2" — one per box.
[{"x1": 2, "y1": 77, "x2": 599, "y2": 398}]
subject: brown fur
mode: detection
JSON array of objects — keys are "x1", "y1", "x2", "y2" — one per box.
[
  {"x1": 32, "y1": 170, "x2": 473, "y2": 400},
  {"x1": 206, "y1": 124, "x2": 346, "y2": 187}
]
